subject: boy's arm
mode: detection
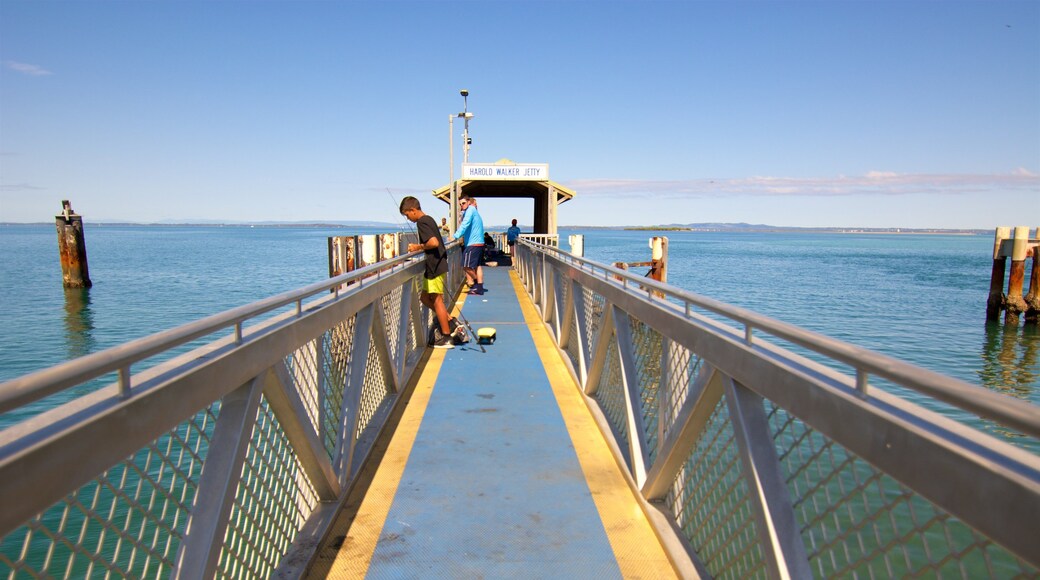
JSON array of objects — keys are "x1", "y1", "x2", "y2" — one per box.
[
  {"x1": 407, "y1": 235, "x2": 440, "y2": 253},
  {"x1": 408, "y1": 219, "x2": 442, "y2": 252}
]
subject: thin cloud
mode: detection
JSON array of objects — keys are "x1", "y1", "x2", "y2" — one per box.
[
  {"x1": 566, "y1": 171, "x2": 1040, "y2": 199},
  {"x1": 0, "y1": 182, "x2": 47, "y2": 191},
  {"x1": 4, "y1": 61, "x2": 53, "y2": 76}
]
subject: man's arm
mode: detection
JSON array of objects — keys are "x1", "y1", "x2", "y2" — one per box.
[{"x1": 454, "y1": 208, "x2": 472, "y2": 241}]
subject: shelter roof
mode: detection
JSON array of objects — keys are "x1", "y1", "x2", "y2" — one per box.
[{"x1": 431, "y1": 158, "x2": 575, "y2": 204}]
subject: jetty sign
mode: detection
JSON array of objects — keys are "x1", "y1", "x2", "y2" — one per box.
[{"x1": 462, "y1": 163, "x2": 549, "y2": 181}]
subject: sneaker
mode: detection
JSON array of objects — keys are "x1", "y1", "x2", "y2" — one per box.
[
  {"x1": 432, "y1": 333, "x2": 455, "y2": 349},
  {"x1": 467, "y1": 288, "x2": 484, "y2": 295}
]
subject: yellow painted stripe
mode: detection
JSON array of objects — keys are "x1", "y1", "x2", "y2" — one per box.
[
  {"x1": 323, "y1": 352, "x2": 443, "y2": 577},
  {"x1": 511, "y1": 270, "x2": 680, "y2": 579},
  {"x1": 319, "y1": 297, "x2": 465, "y2": 578}
]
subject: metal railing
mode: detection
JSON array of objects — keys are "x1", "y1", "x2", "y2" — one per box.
[
  {"x1": 0, "y1": 242, "x2": 465, "y2": 579},
  {"x1": 514, "y1": 239, "x2": 1040, "y2": 579},
  {"x1": 519, "y1": 233, "x2": 558, "y2": 247}
]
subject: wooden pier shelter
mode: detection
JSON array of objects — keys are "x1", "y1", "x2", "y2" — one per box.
[{"x1": 432, "y1": 158, "x2": 575, "y2": 237}]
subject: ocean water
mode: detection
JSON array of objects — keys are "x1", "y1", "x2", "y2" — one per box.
[
  {"x1": 1, "y1": 224, "x2": 1037, "y2": 434},
  {"x1": 574, "y1": 229, "x2": 1040, "y2": 406}
]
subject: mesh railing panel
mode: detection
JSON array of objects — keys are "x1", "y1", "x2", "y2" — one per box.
[
  {"x1": 669, "y1": 397, "x2": 767, "y2": 579},
  {"x1": 321, "y1": 315, "x2": 356, "y2": 460},
  {"x1": 564, "y1": 290, "x2": 583, "y2": 378},
  {"x1": 660, "y1": 341, "x2": 703, "y2": 442},
  {"x1": 380, "y1": 287, "x2": 404, "y2": 367},
  {"x1": 593, "y1": 335, "x2": 631, "y2": 466},
  {"x1": 0, "y1": 406, "x2": 217, "y2": 578},
  {"x1": 553, "y1": 267, "x2": 569, "y2": 340},
  {"x1": 285, "y1": 340, "x2": 321, "y2": 435},
  {"x1": 767, "y1": 402, "x2": 1038, "y2": 578},
  {"x1": 522, "y1": 248, "x2": 1039, "y2": 577},
  {"x1": 581, "y1": 287, "x2": 606, "y2": 364},
  {"x1": 216, "y1": 395, "x2": 318, "y2": 579},
  {"x1": 358, "y1": 325, "x2": 393, "y2": 439},
  {"x1": 405, "y1": 278, "x2": 423, "y2": 365},
  {"x1": 628, "y1": 314, "x2": 662, "y2": 463}
]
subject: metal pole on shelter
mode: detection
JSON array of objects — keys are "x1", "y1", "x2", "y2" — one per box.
[{"x1": 449, "y1": 113, "x2": 456, "y2": 236}]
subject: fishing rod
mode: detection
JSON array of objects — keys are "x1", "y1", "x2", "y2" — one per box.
[
  {"x1": 385, "y1": 187, "x2": 484, "y2": 352},
  {"x1": 441, "y1": 282, "x2": 485, "y2": 353},
  {"x1": 385, "y1": 187, "x2": 419, "y2": 246}
]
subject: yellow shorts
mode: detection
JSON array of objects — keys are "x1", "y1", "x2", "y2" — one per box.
[{"x1": 422, "y1": 272, "x2": 446, "y2": 295}]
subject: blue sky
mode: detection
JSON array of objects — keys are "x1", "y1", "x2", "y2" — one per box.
[{"x1": 1, "y1": 1, "x2": 1037, "y2": 229}]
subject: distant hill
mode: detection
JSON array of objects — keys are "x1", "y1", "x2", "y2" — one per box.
[{"x1": 563, "y1": 223, "x2": 986, "y2": 234}]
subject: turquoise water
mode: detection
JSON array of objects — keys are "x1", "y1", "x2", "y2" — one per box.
[
  {"x1": 1, "y1": 224, "x2": 1037, "y2": 425},
  {"x1": 1, "y1": 223, "x2": 1037, "y2": 576}
]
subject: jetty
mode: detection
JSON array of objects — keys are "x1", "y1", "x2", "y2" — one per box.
[{"x1": 1, "y1": 164, "x2": 1039, "y2": 579}]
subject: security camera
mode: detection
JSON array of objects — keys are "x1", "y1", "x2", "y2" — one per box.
[{"x1": 460, "y1": 89, "x2": 469, "y2": 97}]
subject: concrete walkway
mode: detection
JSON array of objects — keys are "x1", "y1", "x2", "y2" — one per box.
[{"x1": 310, "y1": 266, "x2": 677, "y2": 578}]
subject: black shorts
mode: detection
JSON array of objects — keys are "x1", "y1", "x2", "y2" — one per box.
[{"x1": 462, "y1": 245, "x2": 484, "y2": 268}]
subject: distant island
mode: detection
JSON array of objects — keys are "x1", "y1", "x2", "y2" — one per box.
[
  {"x1": 1, "y1": 221, "x2": 987, "y2": 235},
  {"x1": 623, "y1": 226, "x2": 692, "y2": 231},
  {"x1": 566, "y1": 223, "x2": 986, "y2": 235}
]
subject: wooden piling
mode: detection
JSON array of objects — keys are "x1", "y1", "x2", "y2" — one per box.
[
  {"x1": 1026, "y1": 227, "x2": 1039, "y2": 324},
  {"x1": 327, "y1": 233, "x2": 401, "y2": 293},
  {"x1": 328, "y1": 236, "x2": 357, "y2": 277},
  {"x1": 327, "y1": 236, "x2": 357, "y2": 293},
  {"x1": 55, "y1": 200, "x2": 92, "y2": 289},
  {"x1": 649, "y1": 236, "x2": 668, "y2": 286},
  {"x1": 612, "y1": 261, "x2": 629, "y2": 282},
  {"x1": 986, "y1": 227, "x2": 1011, "y2": 321},
  {"x1": 358, "y1": 235, "x2": 379, "y2": 268},
  {"x1": 1005, "y1": 226, "x2": 1030, "y2": 325},
  {"x1": 568, "y1": 234, "x2": 585, "y2": 257},
  {"x1": 612, "y1": 236, "x2": 668, "y2": 297},
  {"x1": 379, "y1": 233, "x2": 398, "y2": 261}
]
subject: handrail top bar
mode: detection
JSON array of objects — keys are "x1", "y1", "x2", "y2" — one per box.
[
  {"x1": 521, "y1": 239, "x2": 1040, "y2": 439},
  {"x1": 0, "y1": 247, "x2": 427, "y2": 416}
]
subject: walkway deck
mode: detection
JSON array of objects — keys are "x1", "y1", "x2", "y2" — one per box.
[{"x1": 307, "y1": 265, "x2": 678, "y2": 578}]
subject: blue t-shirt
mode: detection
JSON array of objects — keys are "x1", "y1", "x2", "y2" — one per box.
[
  {"x1": 454, "y1": 206, "x2": 485, "y2": 246},
  {"x1": 506, "y1": 225, "x2": 521, "y2": 242}
]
